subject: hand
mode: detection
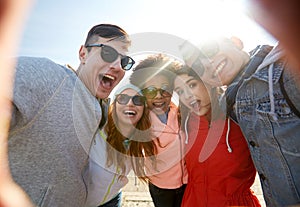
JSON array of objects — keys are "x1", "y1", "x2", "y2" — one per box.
[
  {"x1": 246, "y1": 0, "x2": 300, "y2": 68},
  {"x1": 0, "y1": 0, "x2": 34, "y2": 206},
  {"x1": 0, "y1": 179, "x2": 35, "y2": 207}
]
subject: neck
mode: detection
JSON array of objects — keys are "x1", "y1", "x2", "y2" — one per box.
[
  {"x1": 205, "y1": 112, "x2": 211, "y2": 123},
  {"x1": 194, "y1": 108, "x2": 211, "y2": 122},
  {"x1": 118, "y1": 123, "x2": 135, "y2": 138}
]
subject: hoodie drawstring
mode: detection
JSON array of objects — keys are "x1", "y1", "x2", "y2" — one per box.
[
  {"x1": 184, "y1": 112, "x2": 190, "y2": 144},
  {"x1": 226, "y1": 118, "x2": 233, "y2": 153}
]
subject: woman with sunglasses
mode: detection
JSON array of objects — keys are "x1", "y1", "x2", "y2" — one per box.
[
  {"x1": 84, "y1": 84, "x2": 157, "y2": 207},
  {"x1": 173, "y1": 66, "x2": 261, "y2": 207},
  {"x1": 130, "y1": 54, "x2": 188, "y2": 207}
]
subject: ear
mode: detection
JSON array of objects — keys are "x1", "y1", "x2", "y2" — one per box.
[
  {"x1": 230, "y1": 36, "x2": 244, "y2": 50},
  {"x1": 79, "y1": 45, "x2": 87, "y2": 64}
]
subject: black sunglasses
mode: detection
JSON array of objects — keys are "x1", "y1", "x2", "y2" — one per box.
[
  {"x1": 142, "y1": 85, "x2": 172, "y2": 99},
  {"x1": 190, "y1": 42, "x2": 219, "y2": 76},
  {"x1": 85, "y1": 44, "x2": 135, "y2": 70},
  {"x1": 200, "y1": 41, "x2": 219, "y2": 58},
  {"x1": 115, "y1": 94, "x2": 145, "y2": 106}
]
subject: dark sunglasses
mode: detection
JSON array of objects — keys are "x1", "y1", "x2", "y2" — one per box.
[
  {"x1": 115, "y1": 94, "x2": 145, "y2": 106},
  {"x1": 85, "y1": 44, "x2": 135, "y2": 70},
  {"x1": 142, "y1": 85, "x2": 172, "y2": 99},
  {"x1": 200, "y1": 41, "x2": 219, "y2": 58},
  {"x1": 189, "y1": 42, "x2": 220, "y2": 76}
]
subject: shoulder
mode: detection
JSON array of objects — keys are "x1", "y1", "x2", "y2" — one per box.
[
  {"x1": 12, "y1": 57, "x2": 81, "y2": 125},
  {"x1": 16, "y1": 56, "x2": 76, "y2": 82},
  {"x1": 14, "y1": 56, "x2": 79, "y2": 102}
]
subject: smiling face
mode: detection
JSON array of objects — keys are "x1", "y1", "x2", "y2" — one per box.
[
  {"x1": 143, "y1": 75, "x2": 172, "y2": 115},
  {"x1": 184, "y1": 38, "x2": 250, "y2": 87},
  {"x1": 77, "y1": 37, "x2": 129, "y2": 99},
  {"x1": 115, "y1": 88, "x2": 145, "y2": 127},
  {"x1": 174, "y1": 73, "x2": 211, "y2": 116}
]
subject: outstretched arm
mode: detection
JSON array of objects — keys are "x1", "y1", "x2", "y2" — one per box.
[
  {"x1": 0, "y1": 0, "x2": 35, "y2": 206},
  {"x1": 246, "y1": 0, "x2": 300, "y2": 69}
]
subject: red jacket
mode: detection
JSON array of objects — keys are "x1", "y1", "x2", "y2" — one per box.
[{"x1": 181, "y1": 113, "x2": 261, "y2": 207}]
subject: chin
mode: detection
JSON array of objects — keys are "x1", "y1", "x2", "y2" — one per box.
[
  {"x1": 194, "y1": 110, "x2": 207, "y2": 117},
  {"x1": 121, "y1": 120, "x2": 136, "y2": 126},
  {"x1": 194, "y1": 112, "x2": 202, "y2": 116},
  {"x1": 153, "y1": 109, "x2": 166, "y2": 115},
  {"x1": 96, "y1": 91, "x2": 110, "y2": 99}
]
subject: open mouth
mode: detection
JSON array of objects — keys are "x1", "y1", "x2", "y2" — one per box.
[
  {"x1": 99, "y1": 74, "x2": 115, "y2": 89},
  {"x1": 190, "y1": 100, "x2": 201, "y2": 111},
  {"x1": 123, "y1": 110, "x2": 137, "y2": 116},
  {"x1": 213, "y1": 59, "x2": 227, "y2": 77},
  {"x1": 152, "y1": 102, "x2": 165, "y2": 108}
]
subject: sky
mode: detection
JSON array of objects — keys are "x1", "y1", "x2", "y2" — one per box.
[{"x1": 19, "y1": 0, "x2": 277, "y2": 68}]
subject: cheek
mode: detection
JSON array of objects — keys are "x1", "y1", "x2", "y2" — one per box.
[
  {"x1": 115, "y1": 105, "x2": 121, "y2": 115},
  {"x1": 137, "y1": 109, "x2": 144, "y2": 120},
  {"x1": 230, "y1": 51, "x2": 245, "y2": 68},
  {"x1": 180, "y1": 98, "x2": 190, "y2": 109},
  {"x1": 192, "y1": 84, "x2": 206, "y2": 97},
  {"x1": 165, "y1": 97, "x2": 172, "y2": 105},
  {"x1": 86, "y1": 50, "x2": 100, "y2": 65},
  {"x1": 202, "y1": 69, "x2": 215, "y2": 82},
  {"x1": 119, "y1": 70, "x2": 125, "y2": 79},
  {"x1": 179, "y1": 96, "x2": 189, "y2": 108},
  {"x1": 146, "y1": 100, "x2": 154, "y2": 108},
  {"x1": 203, "y1": 95, "x2": 212, "y2": 106},
  {"x1": 202, "y1": 88, "x2": 211, "y2": 102}
]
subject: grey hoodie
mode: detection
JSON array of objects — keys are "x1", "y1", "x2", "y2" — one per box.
[{"x1": 9, "y1": 57, "x2": 102, "y2": 207}]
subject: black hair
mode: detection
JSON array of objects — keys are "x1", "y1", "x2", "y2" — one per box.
[
  {"x1": 129, "y1": 54, "x2": 182, "y2": 90},
  {"x1": 84, "y1": 24, "x2": 130, "y2": 47}
]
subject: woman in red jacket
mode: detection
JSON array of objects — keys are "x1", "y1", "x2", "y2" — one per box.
[{"x1": 173, "y1": 66, "x2": 261, "y2": 207}]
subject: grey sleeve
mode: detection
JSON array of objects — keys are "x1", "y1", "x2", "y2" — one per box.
[{"x1": 11, "y1": 57, "x2": 68, "y2": 129}]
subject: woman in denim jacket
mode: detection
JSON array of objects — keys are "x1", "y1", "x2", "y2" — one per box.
[{"x1": 180, "y1": 37, "x2": 300, "y2": 206}]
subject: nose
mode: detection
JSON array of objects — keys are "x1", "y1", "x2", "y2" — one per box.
[
  {"x1": 183, "y1": 88, "x2": 193, "y2": 99},
  {"x1": 155, "y1": 89, "x2": 163, "y2": 98},
  {"x1": 110, "y1": 57, "x2": 123, "y2": 71},
  {"x1": 127, "y1": 98, "x2": 135, "y2": 106}
]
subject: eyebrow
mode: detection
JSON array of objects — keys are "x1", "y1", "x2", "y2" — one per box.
[{"x1": 174, "y1": 77, "x2": 195, "y2": 91}]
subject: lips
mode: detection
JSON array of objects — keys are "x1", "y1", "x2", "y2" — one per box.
[{"x1": 152, "y1": 101, "x2": 165, "y2": 108}]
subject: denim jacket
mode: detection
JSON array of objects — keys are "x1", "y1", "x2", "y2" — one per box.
[{"x1": 226, "y1": 45, "x2": 300, "y2": 206}]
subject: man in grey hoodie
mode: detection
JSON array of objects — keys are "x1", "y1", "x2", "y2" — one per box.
[{"x1": 5, "y1": 23, "x2": 135, "y2": 207}]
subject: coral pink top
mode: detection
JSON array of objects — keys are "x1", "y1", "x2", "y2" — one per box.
[{"x1": 146, "y1": 102, "x2": 188, "y2": 189}]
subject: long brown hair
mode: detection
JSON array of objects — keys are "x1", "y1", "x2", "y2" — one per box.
[{"x1": 105, "y1": 93, "x2": 157, "y2": 182}]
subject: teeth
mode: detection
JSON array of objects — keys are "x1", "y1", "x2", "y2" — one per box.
[
  {"x1": 213, "y1": 61, "x2": 226, "y2": 77},
  {"x1": 103, "y1": 74, "x2": 115, "y2": 80},
  {"x1": 124, "y1": 110, "x2": 136, "y2": 115},
  {"x1": 153, "y1": 102, "x2": 164, "y2": 107},
  {"x1": 190, "y1": 100, "x2": 197, "y2": 106}
]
